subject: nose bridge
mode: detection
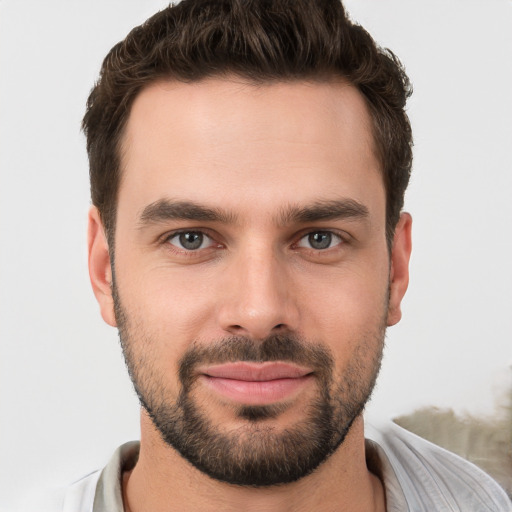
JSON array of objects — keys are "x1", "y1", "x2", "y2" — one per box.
[{"x1": 218, "y1": 239, "x2": 298, "y2": 339}]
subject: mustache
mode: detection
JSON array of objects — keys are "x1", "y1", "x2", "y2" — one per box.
[{"x1": 178, "y1": 334, "x2": 334, "y2": 388}]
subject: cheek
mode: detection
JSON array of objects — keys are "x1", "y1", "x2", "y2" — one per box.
[
  {"x1": 307, "y1": 275, "x2": 388, "y2": 384},
  {"x1": 117, "y1": 261, "x2": 220, "y2": 352},
  {"x1": 298, "y1": 261, "x2": 390, "y2": 338},
  {"x1": 115, "y1": 284, "x2": 200, "y2": 400}
]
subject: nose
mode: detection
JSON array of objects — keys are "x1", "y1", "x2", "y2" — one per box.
[{"x1": 217, "y1": 245, "x2": 300, "y2": 340}]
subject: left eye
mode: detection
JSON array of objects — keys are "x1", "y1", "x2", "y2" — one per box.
[
  {"x1": 167, "y1": 231, "x2": 213, "y2": 251},
  {"x1": 297, "y1": 231, "x2": 343, "y2": 250}
]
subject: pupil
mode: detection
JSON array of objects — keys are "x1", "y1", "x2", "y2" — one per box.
[
  {"x1": 179, "y1": 232, "x2": 203, "y2": 250},
  {"x1": 309, "y1": 232, "x2": 331, "y2": 250}
]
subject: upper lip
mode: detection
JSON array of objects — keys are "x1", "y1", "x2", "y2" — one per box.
[{"x1": 200, "y1": 362, "x2": 313, "y2": 381}]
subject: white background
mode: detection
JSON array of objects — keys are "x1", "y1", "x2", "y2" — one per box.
[{"x1": 1, "y1": 0, "x2": 511, "y2": 507}]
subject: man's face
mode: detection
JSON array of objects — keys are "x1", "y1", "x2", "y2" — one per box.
[{"x1": 89, "y1": 78, "x2": 410, "y2": 486}]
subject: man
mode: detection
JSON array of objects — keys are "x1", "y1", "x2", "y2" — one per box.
[{"x1": 44, "y1": 0, "x2": 511, "y2": 510}]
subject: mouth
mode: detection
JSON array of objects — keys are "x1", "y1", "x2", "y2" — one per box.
[{"x1": 198, "y1": 362, "x2": 314, "y2": 405}]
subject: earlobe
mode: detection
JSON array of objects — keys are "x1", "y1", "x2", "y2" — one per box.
[
  {"x1": 387, "y1": 213, "x2": 412, "y2": 327},
  {"x1": 88, "y1": 206, "x2": 117, "y2": 327}
]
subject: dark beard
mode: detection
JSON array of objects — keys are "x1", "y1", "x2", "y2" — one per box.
[{"x1": 114, "y1": 287, "x2": 384, "y2": 487}]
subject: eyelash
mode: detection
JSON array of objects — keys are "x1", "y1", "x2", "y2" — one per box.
[{"x1": 161, "y1": 229, "x2": 348, "y2": 255}]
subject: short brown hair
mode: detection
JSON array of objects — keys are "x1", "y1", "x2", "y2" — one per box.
[{"x1": 82, "y1": 0, "x2": 412, "y2": 248}]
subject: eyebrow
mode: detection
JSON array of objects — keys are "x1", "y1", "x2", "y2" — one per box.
[
  {"x1": 138, "y1": 199, "x2": 237, "y2": 227},
  {"x1": 137, "y1": 197, "x2": 369, "y2": 228},
  {"x1": 279, "y1": 199, "x2": 369, "y2": 224}
]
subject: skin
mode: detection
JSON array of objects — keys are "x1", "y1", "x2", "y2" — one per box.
[{"x1": 88, "y1": 77, "x2": 412, "y2": 512}]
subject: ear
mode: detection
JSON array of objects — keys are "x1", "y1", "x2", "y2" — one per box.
[
  {"x1": 88, "y1": 206, "x2": 117, "y2": 327},
  {"x1": 387, "y1": 212, "x2": 412, "y2": 326}
]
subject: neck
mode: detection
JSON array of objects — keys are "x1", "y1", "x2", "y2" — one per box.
[{"x1": 123, "y1": 412, "x2": 385, "y2": 512}]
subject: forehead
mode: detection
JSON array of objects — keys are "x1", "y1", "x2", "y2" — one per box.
[{"x1": 118, "y1": 78, "x2": 383, "y2": 222}]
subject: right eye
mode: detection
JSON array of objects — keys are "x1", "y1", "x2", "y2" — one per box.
[{"x1": 166, "y1": 231, "x2": 214, "y2": 251}]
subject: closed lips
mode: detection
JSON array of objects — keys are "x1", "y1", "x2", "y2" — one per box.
[
  {"x1": 197, "y1": 362, "x2": 314, "y2": 405},
  {"x1": 201, "y1": 362, "x2": 313, "y2": 381}
]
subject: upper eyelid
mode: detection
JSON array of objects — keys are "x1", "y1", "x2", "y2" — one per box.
[
  {"x1": 300, "y1": 229, "x2": 344, "y2": 237},
  {"x1": 167, "y1": 230, "x2": 212, "y2": 240}
]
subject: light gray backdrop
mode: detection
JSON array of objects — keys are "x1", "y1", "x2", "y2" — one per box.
[{"x1": 1, "y1": 0, "x2": 511, "y2": 508}]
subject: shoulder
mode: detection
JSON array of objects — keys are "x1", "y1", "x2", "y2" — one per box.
[
  {"x1": 365, "y1": 421, "x2": 512, "y2": 511},
  {"x1": 14, "y1": 470, "x2": 100, "y2": 512},
  {"x1": 16, "y1": 441, "x2": 140, "y2": 512}
]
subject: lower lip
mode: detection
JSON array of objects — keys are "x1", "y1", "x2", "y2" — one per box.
[{"x1": 201, "y1": 375, "x2": 313, "y2": 405}]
